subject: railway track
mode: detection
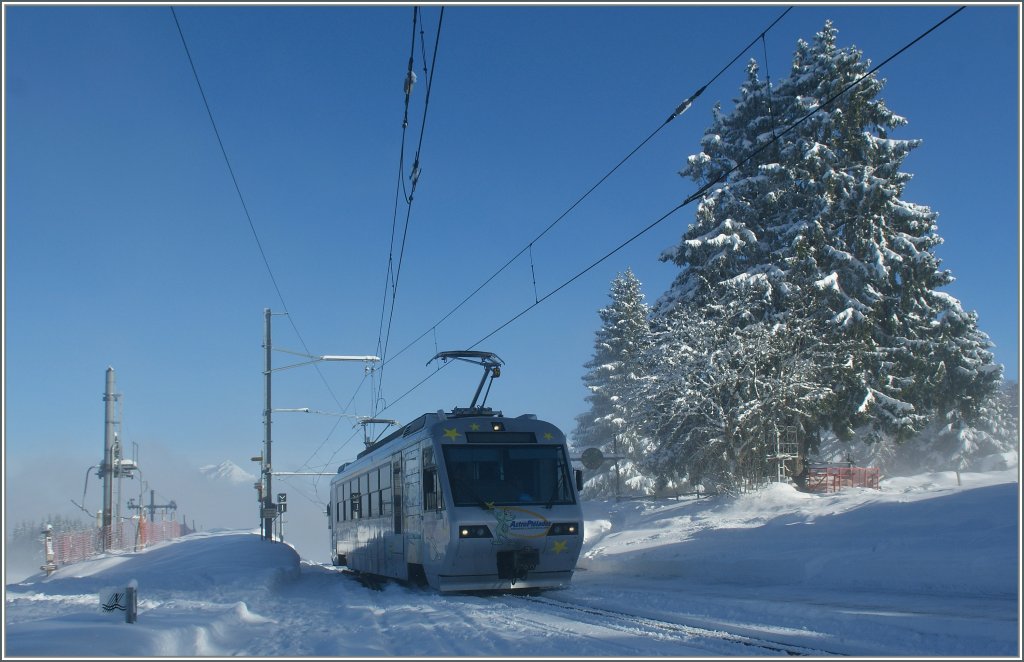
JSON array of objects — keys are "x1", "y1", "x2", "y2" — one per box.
[{"x1": 513, "y1": 593, "x2": 844, "y2": 656}]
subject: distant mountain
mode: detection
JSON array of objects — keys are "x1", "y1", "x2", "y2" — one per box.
[{"x1": 199, "y1": 460, "x2": 257, "y2": 485}]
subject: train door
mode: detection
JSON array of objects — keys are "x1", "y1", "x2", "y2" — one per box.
[
  {"x1": 386, "y1": 452, "x2": 405, "y2": 578},
  {"x1": 421, "y1": 441, "x2": 447, "y2": 585},
  {"x1": 403, "y1": 445, "x2": 421, "y2": 566}
]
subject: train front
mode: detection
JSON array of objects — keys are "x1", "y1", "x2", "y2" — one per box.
[{"x1": 429, "y1": 415, "x2": 584, "y2": 592}]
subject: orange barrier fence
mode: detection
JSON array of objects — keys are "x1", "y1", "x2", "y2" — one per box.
[
  {"x1": 805, "y1": 466, "x2": 880, "y2": 493},
  {"x1": 48, "y1": 520, "x2": 184, "y2": 568}
]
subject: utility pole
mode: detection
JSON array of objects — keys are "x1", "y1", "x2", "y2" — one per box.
[
  {"x1": 262, "y1": 308, "x2": 275, "y2": 540},
  {"x1": 258, "y1": 307, "x2": 380, "y2": 541},
  {"x1": 144, "y1": 489, "x2": 177, "y2": 521},
  {"x1": 101, "y1": 367, "x2": 119, "y2": 551}
]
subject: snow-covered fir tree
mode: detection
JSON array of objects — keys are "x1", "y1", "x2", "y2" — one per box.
[
  {"x1": 653, "y1": 21, "x2": 1003, "y2": 477},
  {"x1": 573, "y1": 268, "x2": 658, "y2": 497},
  {"x1": 637, "y1": 289, "x2": 834, "y2": 494}
]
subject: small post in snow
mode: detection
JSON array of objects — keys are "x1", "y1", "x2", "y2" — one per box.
[
  {"x1": 125, "y1": 579, "x2": 138, "y2": 623},
  {"x1": 40, "y1": 524, "x2": 57, "y2": 576}
]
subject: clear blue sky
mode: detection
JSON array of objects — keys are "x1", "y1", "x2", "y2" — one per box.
[{"x1": 4, "y1": 3, "x2": 1020, "y2": 518}]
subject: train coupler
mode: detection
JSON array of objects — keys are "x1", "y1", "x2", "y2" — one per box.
[{"x1": 497, "y1": 547, "x2": 540, "y2": 585}]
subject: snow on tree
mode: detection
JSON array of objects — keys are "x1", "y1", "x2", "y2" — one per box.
[
  {"x1": 636, "y1": 289, "x2": 834, "y2": 494},
  {"x1": 816, "y1": 379, "x2": 1020, "y2": 475},
  {"x1": 653, "y1": 20, "x2": 1003, "y2": 473},
  {"x1": 572, "y1": 268, "x2": 657, "y2": 497}
]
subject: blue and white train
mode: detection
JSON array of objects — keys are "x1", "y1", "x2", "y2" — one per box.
[{"x1": 328, "y1": 351, "x2": 584, "y2": 592}]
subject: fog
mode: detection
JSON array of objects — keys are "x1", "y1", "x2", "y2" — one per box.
[{"x1": 4, "y1": 443, "x2": 336, "y2": 582}]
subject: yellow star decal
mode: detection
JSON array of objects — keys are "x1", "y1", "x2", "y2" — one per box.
[
  {"x1": 484, "y1": 502, "x2": 495, "y2": 510},
  {"x1": 470, "y1": 423, "x2": 481, "y2": 431},
  {"x1": 544, "y1": 432, "x2": 554, "y2": 440},
  {"x1": 551, "y1": 540, "x2": 567, "y2": 554},
  {"x1": 443, "y1": 427, "x2": 460, "y2": 440}
]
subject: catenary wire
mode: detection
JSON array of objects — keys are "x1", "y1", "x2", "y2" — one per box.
[
  {"x1": 375, "y1": 7, "x2": 445, "y2": 410},
  {"x1": 370, "y1": 5, "x2": 965, "y2": 418},
  {"x1": 379, "y1": 6, "x2": 794, "y2": 371},
  {"x1": 372, "y1": 7, "x2": 421, "y2": 422},
  {"x1": 171, "y1": 8, "x2": 351, "y2": 429}
]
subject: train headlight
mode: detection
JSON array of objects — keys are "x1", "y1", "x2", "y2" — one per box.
[
  {"x1": 459, "y1": 525, "x2": 493, "y2": 539},
  {"x1": 547, "y1": 522, "x2": 579, "y2": 536}
]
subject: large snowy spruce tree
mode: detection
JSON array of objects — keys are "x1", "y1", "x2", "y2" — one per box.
[
  {"x1": 573, "y1": 268, "x2": 659, "y2": 496},
  {"x1": 652, "y1": 21, "x2": 1003, "y2": 476}
]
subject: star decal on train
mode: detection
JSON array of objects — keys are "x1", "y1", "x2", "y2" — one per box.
[
  {"x1": 544, "y1": 432, "x2": 554, "y2": 440},
  {"x1": 470, "y1": 423, "x2": 481, "y2": 431},
  {"x1": 443, "y1": 427, "x2": 460, "y2": 440},
  {"x1": 551, "y1": 540, "x2": 568, "y2": 554}
]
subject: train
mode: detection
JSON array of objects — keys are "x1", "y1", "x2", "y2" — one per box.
[{"x1": 328, "y1": 350, "x2": 585, "y2": 593}]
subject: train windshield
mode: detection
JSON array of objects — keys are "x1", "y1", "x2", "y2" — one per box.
[{"x1": 443, "y1": 444, "x2": 575, "y2": 508}]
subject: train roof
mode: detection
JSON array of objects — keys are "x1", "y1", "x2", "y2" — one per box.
[{"x1": 354, "y1": 406, "x2": 506, "y2": 460}]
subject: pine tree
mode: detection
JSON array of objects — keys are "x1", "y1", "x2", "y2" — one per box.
[
  {"x1": 655, "y1": 21, "x2": 1003, "y2": 466},
  {"x1": 573, "y1": 268, "x2": 655, "y2": 497}
]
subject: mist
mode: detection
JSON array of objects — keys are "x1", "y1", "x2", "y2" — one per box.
[{"x1": 4, "y1": 443, "x2": 336, "y2": 582}]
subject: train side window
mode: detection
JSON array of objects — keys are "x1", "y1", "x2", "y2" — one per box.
[
  {"x1": 342, "y1": 483, "x2": 350, "y2": 521},
  {"x1": 370, "y1": 468, "x2": 380, "y2": 493},
  {"x1": 350, "y1": 491, "x2": 361, "y2": 519},
  {"x1": 423, "y1": 467, "x2": 437, "y2": 511},
  {"x1": 392, "y1": 458, "x2": 403, "y2": 533}
]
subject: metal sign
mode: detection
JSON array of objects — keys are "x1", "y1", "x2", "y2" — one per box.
[
  {"x1": 581, "y1": 447, "x2": 605, "y2": 470},
  {"x1": 260, "y1": 506, "x2": 279, "y2": 519}
]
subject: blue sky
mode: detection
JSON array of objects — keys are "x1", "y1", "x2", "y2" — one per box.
[{"x1": 4, "y1": 4, "x2": 1020, "y2": 519}]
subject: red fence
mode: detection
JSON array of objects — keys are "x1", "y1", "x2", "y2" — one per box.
[
  {"x1": 48, "y1": 520, "x2": 183, "y2": 568},
  {"x1": 805, "y1": 466, "x2": 880, "y2": 493}
]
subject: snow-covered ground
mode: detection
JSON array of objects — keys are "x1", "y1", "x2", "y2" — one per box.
[{"x1": 4, "y1": 468, "x2": 1019, "y2": 657}]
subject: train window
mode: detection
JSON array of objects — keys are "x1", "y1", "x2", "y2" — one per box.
[
  {"x1": 369, "y1": 468, "x2": 380, "y2": 493},
  {"x1": 362, "y1": 493, "x2": 370, "y2": 519},
  {"x1": 423, "y1": 466, "x2": 441, "y2": 511},
  {"x1": 350, "y1": 491, "x2": 361, "y2": 519},
  {"x1": 443, "y1": 444, "x2": 575, "y2": 507},
  {"x1": 392, "y1": 459, "x2": 403, "y2": 534},
  {"x1": 380, "y1": 466, "x2": 391, "y2": 490},
  {"x1": 381, "y1": 488, "x2": 393, "y2": 516},
  {"x1": 360, "y1": 473, "x2": 370, "y2": 494}
]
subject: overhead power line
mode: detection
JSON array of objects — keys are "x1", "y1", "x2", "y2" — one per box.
[
  {"x1": 371, "y1": 5, "x2": 965, "y2": 418},
  {"x1": 374, "y1": 6, "x2": 445, "y2": 413},
  {"x1": 379, "y1": 7, "x2": 794, "y2": 371},
  {"x1": 170, "y1": 7, "x2": 348, "y2": 414}
]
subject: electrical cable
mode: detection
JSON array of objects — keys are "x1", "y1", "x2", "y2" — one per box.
[
  {"x1": 171, "y1": 7, "x2": 350, "y2": 419},
  {"x1": 371, "y1": 5, "x2": 965, "y2": 418},
  {"x1": 375, "y1": 7, "x2": 445, "y2": 410},
  {"x1": 682, "y1": 5, "x2": 965, "y2": 207},
  {"x1": 379, "y1": 7, "x2": 794, "y2": 371}
]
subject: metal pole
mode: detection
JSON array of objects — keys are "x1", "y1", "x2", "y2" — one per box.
[
  {"x1": 263, "y1": 308, "x2": 274, "y2": 541},
  {"x1": 613, "y1": 434, "x2": 621, "y2": 501},
  {"x1": 102, "y1": 367, "x2": 116, "y2": 551}
]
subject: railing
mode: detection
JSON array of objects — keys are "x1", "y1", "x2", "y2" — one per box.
[{"x1": 805, "y1": 466, "x2": 880, "y2": 493}]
